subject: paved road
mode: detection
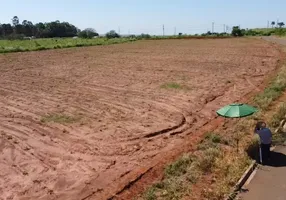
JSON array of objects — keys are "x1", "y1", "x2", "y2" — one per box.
[
  {"x1": 239, "y1": 36, "x2": 286, "y2": 200},
  {"x1": 239, "y1": 146, "x2": 286, "y2": 200}
]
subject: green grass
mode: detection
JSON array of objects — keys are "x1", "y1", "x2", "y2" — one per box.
[
  {"x1": 270, "y1": 103, "x2": 286, "y2": 128},
  {"x1": 160, "y1": 82, "x2": 189, "y2": 90},
  {"x1": 254, "y1": 66, "x2": 286, "y2": 110},
  {"x1": 140, "y1": 133, "x2": 224, "y2": 200},
  {"x1": 141, "y1": 60, "x2": 286, "y2": 200},
  {"x1": 41, "y1": 113, "x2": 80, "y2": 124},
  {"x1": 0, "y1": 37, "x2": 137, "y2": 53},
  {"x1": 141, "y1": 154, "x2": 197, "y2": 200}
]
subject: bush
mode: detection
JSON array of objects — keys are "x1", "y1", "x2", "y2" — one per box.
[
  {"x1": 232, "y1": 26, "x2": 243, "y2": 37},
  {"x1": 275, "y1": 28, "x2": 286, "y2": 36},
  {"x1": 106, "y1": 30, "x2": 120, "y2": 39},
  {"x1": 78, "y1": 28, "x2": 99, "y2": 39},
  {"x1": 270, "y1": 103, "x2": 286, "y2": 128},
  {"x1": 165, "y1": 154, "x2": 193, "y2": 177},
  {"x1": 139, "y1": 33, "x2": 151, "y2": 39},
  {"x1": 196, "y1": 148, "x2": 220, "y2": 173},
  {"x1": 6, "y1": 33, "x2": 25, "y2": 40}
]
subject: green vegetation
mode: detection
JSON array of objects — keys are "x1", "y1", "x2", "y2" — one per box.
[
  {"x1": 0, "y1": 37, "x2": 137, "y2": 53},
  {"x1": 140, "y1": 133, "x2": 225, "y2": 200},
  {"x1": 106, "y1": 30, "x2": 120, "y2": 39},
  {"x1": 1, "y1": 16, "x2": 79, "y2": 39},
  {"x1": 161, "y1": 82, "x2": 183, "y2": 89},
  {"x1": 270, "y1": 103, "x2": 286, "y2": 128},
  {"x1": 254, "y1": 66, "x2": 286, "y2": 110},
  {"x1": 160, "y1": 82, "x2": 190, "y2": 90},
  {"x1": 141, "y1": 61, "x2": 286, "y2": 199},
  {"x1": 78, "y1": 28, "x2": 99, "y2": 39},
  {"x1": 231, "y1": 27, "x2": 286, "y2": 37},
  {"x1": 41, "y1": 113, "x2": 80, "y2": 124}
]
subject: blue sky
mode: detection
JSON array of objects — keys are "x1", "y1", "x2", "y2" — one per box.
[{"x1": 1, "y1": 0, "x2": 285, "y2": 35}]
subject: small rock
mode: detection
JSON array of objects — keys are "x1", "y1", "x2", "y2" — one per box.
[
  {"x1": 7, "y1": 135, "x2": 13, "y2": 140},
  {"x1": 23, "y1": 171, "x2": 28, "y2": 176}
]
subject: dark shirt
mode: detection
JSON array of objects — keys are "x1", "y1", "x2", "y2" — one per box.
[{"x1": 256, "y1": 128, "x2": 272, "y2": 144}]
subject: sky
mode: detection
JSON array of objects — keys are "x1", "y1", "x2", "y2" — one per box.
[{"x1": 1, "y1": 0, "x2": 285, "y2": 35}]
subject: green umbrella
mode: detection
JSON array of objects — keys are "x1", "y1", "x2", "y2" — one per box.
[
  {"x1": 217, "y1": 103, "x2": 258, "y2": 153},
  {"x1": 216, "y1": 103, "x2": 258, "y2": 118}
]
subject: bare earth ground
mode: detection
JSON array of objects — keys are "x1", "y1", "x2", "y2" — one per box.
[{"x1": 0, "y1": 39, "x2": 281, "y2": 200}]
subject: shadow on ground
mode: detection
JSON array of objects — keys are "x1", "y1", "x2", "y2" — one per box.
[{"x1": 266, "y1": 151, "x2": 286, "y2": 167}]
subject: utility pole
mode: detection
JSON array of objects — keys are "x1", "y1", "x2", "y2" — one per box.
[
  {"x1": 267, "y1": 21, "x2": 269, "y2": 28},
  {"x1": 174, "y1": 27, "x2": 176, "y2": 35},
  {"x1": 212, "y1": 22, "x2": 214, "y2": 33},
  {"x1": 128, "y1": 29, "x2": 130, "y2": 35},
  {"x1": 163, "y1": 24, "x2": 165, "y2": 36},
  {"x1": 224, "y1": 24, "x2": 226, "y2": 33}
]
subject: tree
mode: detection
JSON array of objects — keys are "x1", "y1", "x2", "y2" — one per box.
[
  {"x1": 278, "y1": 22, "x2": 285, "y2": 28},
  {"x1": 106, "y1": 30, "x2": 120, "y2": 39},
  {"x1": 14, "y1": 24, "x2": 23, "y2": 34},
  {"x1": 1, "y1": 23, "x2": 13, "y2": 36},
  {"x1": 12, "y1": 16, "x2": 19, "y2": 26},
  {"x1": 140, "y1": 33, "x2": 151, "y2": 39},
  {"x1": 0, "y1": 16, "x2": 79, "y2": 39},
  {"x1": 78, "y1": 28, "x2": 99, "y2": 38},
  {"x1": 231, "y1": 26, "x2": 243, "y2": 37},
  {"x1": 271, "y1": 21, "x2": 275, "y2": 28},
  {"x1": 22, "y1": 20, "x2": 34, "y2": 36}
]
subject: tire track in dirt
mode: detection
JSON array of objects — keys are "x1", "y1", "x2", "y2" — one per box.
[{"x1": 0, "y1": 38, "x2": 282, "y2": 200}]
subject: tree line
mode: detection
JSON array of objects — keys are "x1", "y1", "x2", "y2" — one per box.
[
  {"x1": 232, "y1": 24, "x2": 285, "y2": 37},
  {"x1": 0, "y1": 16, "x2": 121, "y2": 40}
]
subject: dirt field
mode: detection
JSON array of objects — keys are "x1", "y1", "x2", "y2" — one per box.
[{"x1": 0, "y1": 38, "x2": 281, "y2": 200}]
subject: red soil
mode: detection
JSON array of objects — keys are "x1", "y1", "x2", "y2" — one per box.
[{"x1": 0, "y1": 38, "x2": 281, "y2": 200}]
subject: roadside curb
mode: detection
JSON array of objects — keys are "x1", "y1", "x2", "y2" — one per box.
[
  {"x1": 224, "y1": 161, "x2": 257, "y2": 200},
  {"x1": 224, "y1": 114, "x2": 285, "y2": 200},
  {"x1": 224, "y1": 146, "x2": 278, "y2": 200}
]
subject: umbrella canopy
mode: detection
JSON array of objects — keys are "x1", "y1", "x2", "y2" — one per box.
[{"x1": 216, "y1": 103, "x2": 257, "y2": 118}]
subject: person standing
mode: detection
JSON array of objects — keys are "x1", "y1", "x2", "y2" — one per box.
[{"x1": 254, "y1": 121, "x2": 272, "y2": 164}]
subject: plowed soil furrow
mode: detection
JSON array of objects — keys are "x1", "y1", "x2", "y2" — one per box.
[{"x1": 0, "y1": 38, "x2": 282, "y2": 200}]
